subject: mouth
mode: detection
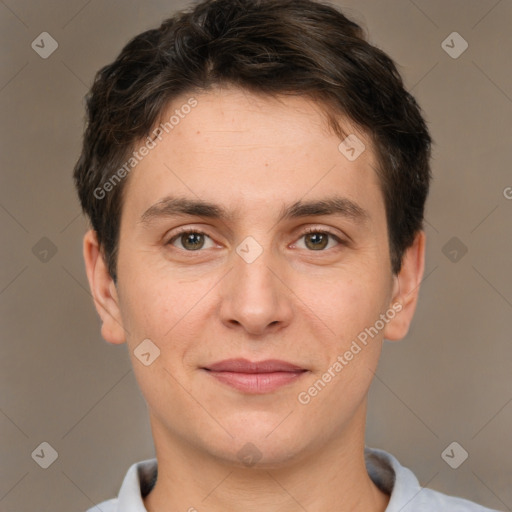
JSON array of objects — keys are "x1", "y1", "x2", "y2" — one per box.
[{"x1": 201, "y1": 358, "x2": 309, "y2": 394}]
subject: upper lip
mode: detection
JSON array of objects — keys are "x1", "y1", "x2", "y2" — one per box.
[{"x1": 203, "y1": 358, "x2": 306, "y2": 373}]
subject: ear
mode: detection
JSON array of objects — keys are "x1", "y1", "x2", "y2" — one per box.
[
  {"x1": 83, "y1": 229, "x2": 127, "y2": 344},
  {"x1": 383, "y1": 230, "x2": 426, "y2": 341}
]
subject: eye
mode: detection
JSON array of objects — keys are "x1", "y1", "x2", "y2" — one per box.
[
  {"x1": 167, "y1": 229, "x2": 216, "y2": 251},
  {"x1": 294, "y1": 228, "x2": 344, "y2": 251},
  {"x1": 166, "y1": 227, "x2": 345, "y2": 252}
]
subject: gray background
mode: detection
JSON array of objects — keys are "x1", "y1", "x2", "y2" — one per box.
[{"x1": 1, "y1": 0, "x2": 511, "y2": 510}]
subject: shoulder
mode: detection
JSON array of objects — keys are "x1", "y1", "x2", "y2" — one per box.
[
  {"x1": 84, "y1": 457, "x2": 157, "y2": 512},
  {"x1": 365, "y1": 446, "x2": 502, "y2": 512},
  {"x1": 402, "y1": 486, "x2": 502, "y2": 511}
]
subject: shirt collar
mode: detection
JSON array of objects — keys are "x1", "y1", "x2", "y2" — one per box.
[
  {"x1": 116, "y1": 457, "x2": 157, "y2": 511},
  {"x1": 364, "y1": 446, "x2": 424, "y2": 510},
  {"x1": 114, "y1": 446, "x2": 422, "y2": 511}
]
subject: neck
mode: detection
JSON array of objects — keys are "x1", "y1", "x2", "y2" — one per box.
[{"x1": 143, "y1": 403, "x2": 389, "y2": 512}]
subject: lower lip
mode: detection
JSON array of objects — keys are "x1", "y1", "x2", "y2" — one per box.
[{"x1": 204, "y1": 370, "x2": 307, "y2": 393}]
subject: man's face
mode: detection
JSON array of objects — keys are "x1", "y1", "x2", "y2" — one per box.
[{"x1": 89, "y1": 86, "x2": 414, "y2": 466}]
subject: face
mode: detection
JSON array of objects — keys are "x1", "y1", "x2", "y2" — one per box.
[{"x1": 84, "y1": 86, "x2": 424, "y2": 467}]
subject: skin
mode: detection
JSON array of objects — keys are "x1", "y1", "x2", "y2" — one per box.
[{"x1": 83, "y1": 85, "x2": 425, "y2": 511}]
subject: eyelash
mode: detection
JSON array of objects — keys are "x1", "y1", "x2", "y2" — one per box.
[{"x1": 166, "y1": 226, "x2": 346, "y2": 252}]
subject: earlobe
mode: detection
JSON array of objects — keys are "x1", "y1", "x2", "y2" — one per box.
[
  {"x1": 383, "y1": 231, "x2": 426, "y2": 341},
  {"x1": 83, "y1": 229, "x2": 127, "y2": 344}
]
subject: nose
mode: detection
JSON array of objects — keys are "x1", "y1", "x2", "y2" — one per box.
[{"x1": 218, "y1": 240, "x2": 294, "y2": 336}]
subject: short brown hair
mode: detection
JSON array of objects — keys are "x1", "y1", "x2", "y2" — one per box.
[{"x1": 73, "y1": 0, "x2": 432, "y2": 282}]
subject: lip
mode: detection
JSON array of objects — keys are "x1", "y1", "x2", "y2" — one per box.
[
  {"x1": 202, "y1": 358, "x2": 308, "y2": 394},
  {"x1": 204, "y1": 358, "x2": 305, "y2": 373}
]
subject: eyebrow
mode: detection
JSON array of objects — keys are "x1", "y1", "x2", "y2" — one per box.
[{"x1": 138, "y1": 195, "x2": 369, "y2": 226}]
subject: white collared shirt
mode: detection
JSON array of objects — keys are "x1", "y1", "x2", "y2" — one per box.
[{"x1": 86, "y1": 446, "x2": 502, "y2": 511}]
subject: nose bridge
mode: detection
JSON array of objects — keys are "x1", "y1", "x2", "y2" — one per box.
[
  {"x1": 233, "y1": 233, "x2": 278, "y2": 302},
  {"x1": 219, "y1": 232, "x2": 291, "y2": 333}
]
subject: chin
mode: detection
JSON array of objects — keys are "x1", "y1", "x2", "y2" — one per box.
[{"x1": 207, "y1": 424, "x2": 309, "y2": 470}]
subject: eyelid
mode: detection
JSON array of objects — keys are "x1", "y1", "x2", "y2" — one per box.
[
  {"x1": 300, "y1": 225, "x2": 344, "y2": 239},
  {"x1": 166, "y1": 226, "x2": 218, "y2": 248}
]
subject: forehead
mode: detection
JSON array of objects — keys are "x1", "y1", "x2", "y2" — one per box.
[{"x1": 120, "y1": 86, "x2": 385, "y2": 228}]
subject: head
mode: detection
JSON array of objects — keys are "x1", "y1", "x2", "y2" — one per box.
[{"x1": 75, "y1": 0, "x2": 431, "y2": 467}]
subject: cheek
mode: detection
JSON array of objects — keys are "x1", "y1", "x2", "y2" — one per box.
[
  {"x1": 118, "y1": 275, "x2": 178, "y2": 345},
  {"x1": 120, "y1": 271, "x2": 216, "y2": 359},
  {"x1": 119, "y1": 278, "x2": 200, "y2": 394},
  {"x1": 299, "y1": 275, "x2": 390, "y2": 410},
  {"x1": 309, "y1": 270, "x2": 391, "y2": 345}
]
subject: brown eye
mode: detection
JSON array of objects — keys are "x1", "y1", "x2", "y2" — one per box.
[
  {"x1": 304, "y1": 232, "x2": 329, "y2": 250},
  {"x1": 167, "y1": 230, "x2": 215, "y2": 251},
  {"x1": 297, "y1": 229, "x2": 342, "y2": 251},
  {"x1": 180, "y1": 232, "x2": 205, "y2": 250}
]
